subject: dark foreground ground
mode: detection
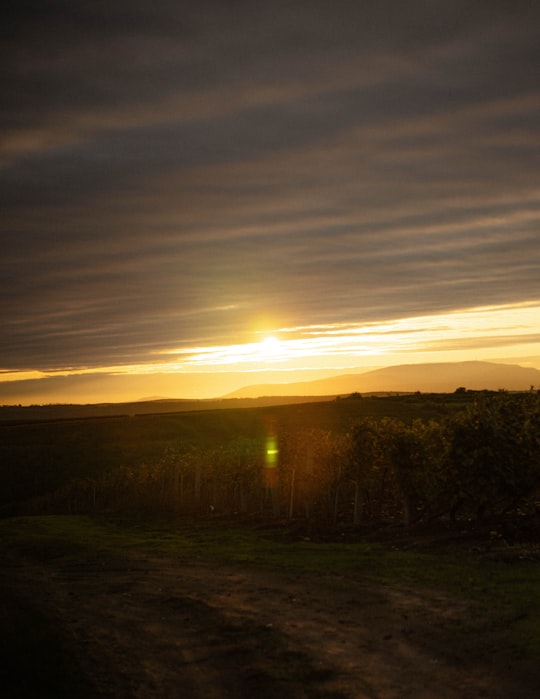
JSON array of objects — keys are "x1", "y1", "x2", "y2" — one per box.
[{"x1": 2, "y1": 523, "x2": 540, "y2": 699}]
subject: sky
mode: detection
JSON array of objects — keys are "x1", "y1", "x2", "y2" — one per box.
[{"x1": 2, "y1": 1, "x2": 540, "y2": 404}]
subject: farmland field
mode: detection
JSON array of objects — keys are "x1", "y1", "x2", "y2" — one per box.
[
  {"x1": 0, "y1": 392, "x2": 473, "y2": 515},
  {"x1": 1, "y1": 392, "x2": 539, "y2": 696}
]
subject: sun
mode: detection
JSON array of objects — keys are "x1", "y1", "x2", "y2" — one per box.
[{"x1": 260, "y1": 335, "x2": 282, "y2": 358}]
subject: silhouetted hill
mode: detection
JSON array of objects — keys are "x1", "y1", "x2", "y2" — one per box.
[
  {"x1": 2, "y1": 361, "x2": 539, "y2": 423},
  {"x1": 224, "y1": 361, "x2": 540, "y2": 398}
]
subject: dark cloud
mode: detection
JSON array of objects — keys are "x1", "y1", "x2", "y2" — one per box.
[{"x1": 1, "y1": 1, "x2": 540, "y2": 383}]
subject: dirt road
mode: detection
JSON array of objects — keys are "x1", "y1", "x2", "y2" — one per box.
[{"x1": 3, "y1": 553, "x2": 538, "y2": 698}]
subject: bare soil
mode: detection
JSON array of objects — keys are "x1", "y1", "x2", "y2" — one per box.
[{"x1": 3, "y1": 548, "x2": 539, "y2": 699}]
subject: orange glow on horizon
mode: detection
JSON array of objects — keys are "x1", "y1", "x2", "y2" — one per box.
[
  {"x1": 151, "y1": 301, "x2": 540, "y2": 373},
  {"x1": 2, "y1": 302, "x2": 540, "y2": 391}
]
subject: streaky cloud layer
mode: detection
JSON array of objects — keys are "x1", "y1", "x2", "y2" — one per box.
[{"x1": 1, "y1": 1, "x2": 540, "y2": 401}]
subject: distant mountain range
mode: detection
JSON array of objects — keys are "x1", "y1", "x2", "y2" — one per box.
[
  {"x1": 2, "y1": 361, "x2": 539, "y2": 422},
  {"x1": 224, "y1": 361, "x2": 540, "y2": 398}
]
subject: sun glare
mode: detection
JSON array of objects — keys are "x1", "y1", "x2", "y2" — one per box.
[
  {"x1": 15, "y1": 302, "x2": 537, "y2": 391},
  {"x1": 164, "y1": 301, "x2": 540, "y2": 372},
  {"x1": 260, "y1": 335, "x2": 281, "y2": 357}
]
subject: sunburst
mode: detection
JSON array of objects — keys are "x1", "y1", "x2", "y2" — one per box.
[{"x1": 260, "y1": 335, "x2": 282, "y2": 358}]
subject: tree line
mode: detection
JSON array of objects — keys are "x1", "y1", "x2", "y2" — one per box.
[{"x1": 38, "y1": 392, "x2": 540, "y2": 528}]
